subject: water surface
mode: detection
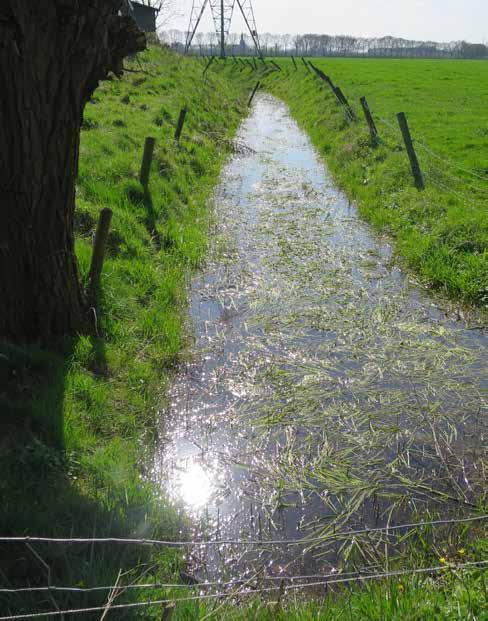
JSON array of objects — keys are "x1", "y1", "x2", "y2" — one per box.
[{"x1": 152, "y1": 95, "x2": 487, "y2": 581}]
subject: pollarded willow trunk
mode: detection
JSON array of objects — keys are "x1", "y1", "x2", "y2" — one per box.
[{"x1": 0, "y1": 1, "x2": 145, "y2": 343}]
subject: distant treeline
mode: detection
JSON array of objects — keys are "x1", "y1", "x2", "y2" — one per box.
[{"x1": 161, "y1": 30, "x2": 488, "y2": 59}]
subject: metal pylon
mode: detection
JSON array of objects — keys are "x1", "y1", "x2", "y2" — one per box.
[
  {"x1": 185, "y1": 0, "x2": 262, "y2": 58},
  {"x1": 235, "y1": 0, "x2": 261, "y2": 57}
]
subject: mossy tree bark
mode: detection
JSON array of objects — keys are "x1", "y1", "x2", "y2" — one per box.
[{"x1": 0, "y1": 1, "x2": 145, "y2": 343}]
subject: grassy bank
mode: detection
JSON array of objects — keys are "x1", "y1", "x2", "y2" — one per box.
[
  {"x1": 260, "y1": 57, "x2": 488, "y2": 306},
  {"x1": 0, "y1": 46, "x2": 250, "y2": 614}
]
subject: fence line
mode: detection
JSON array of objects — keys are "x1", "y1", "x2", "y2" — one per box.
[
  {"x1": 419, "y1": 152, "x2": 488, "y2": 196},
  {"x1": 360, "y1": 114, "x2": 487, "y2": 197},
  {"x1": 0, "y1": 569, "x2": 388, "y2": 596},
  {"x1": 1, "y1": 560, "x2": 487, "y2": 621},
  {"x1": 1, "y1": 514, "x2": 487, "y2": 548},
  {"x1": 412, "y1": 138, "x2": 488, "y2": 184},
  {"x1": 424, "y1": 167, "x2": 485, "y2": 209},
  {"x1": 373, "y1": 114, "x2": 401, "y2": 136},
  {"x1": 335, "y1": 95, "x2": 487, "y2": 190}
]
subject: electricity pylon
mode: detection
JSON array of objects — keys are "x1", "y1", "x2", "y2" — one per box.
[{"x1": 185, "y1": 0, "x2": 262, "y2": 59}]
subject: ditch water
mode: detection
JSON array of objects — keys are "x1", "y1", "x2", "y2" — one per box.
[{"x1": 151, "y1": 95, "x2": 487, "y2": 582}]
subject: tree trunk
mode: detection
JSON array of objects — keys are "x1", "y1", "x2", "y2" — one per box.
[{"x1": 0, "y1": 1, "x2": 145, "y2": 343}]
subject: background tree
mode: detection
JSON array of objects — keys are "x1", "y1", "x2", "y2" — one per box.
[
  {"x1": 196, "y1": 31, "x2": 206, "y2": 55},
  {"x1": 281, "y1": 33, "x2": 293, "y2": 56},
  {"x1": 0, "y1": 1, "x2": 146, "y2": 343},
  {"x1": 227, "y1": 32, "x2": 240, "y2": 56},
  {"x1": 206, "y1": 31, "x2": 218, "y2": 55}
]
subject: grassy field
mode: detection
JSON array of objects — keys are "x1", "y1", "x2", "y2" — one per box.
[
  {"x1": 0, "y1": 45, "x2": 250, "y2": 615},
  {"x1": 260, "y1": 57, "x2": 488, "y2": 306}
]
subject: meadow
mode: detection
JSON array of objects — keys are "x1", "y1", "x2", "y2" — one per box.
[{"x1": 262, "y1": 57, "x2": 488, "y2": 305}]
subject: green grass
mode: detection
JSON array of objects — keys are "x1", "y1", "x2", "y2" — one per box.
[
  {"x1": 164, "y1": 563, "x2": 488, "y2": 620},
  {"x1": 259, "y1": 57, "x2": 488, "y2": 306},
  {"x1": 0, "y1": 45, "x2": 251, "y2": 615}
]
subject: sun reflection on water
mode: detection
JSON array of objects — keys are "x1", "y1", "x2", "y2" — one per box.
[{"x1": 176, "y1": 461, "x2": 214, "y2": 510}]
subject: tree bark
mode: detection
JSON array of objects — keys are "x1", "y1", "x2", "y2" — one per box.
[{"x1": 0, "y1": 1, "x2": 145, "y2": 343}]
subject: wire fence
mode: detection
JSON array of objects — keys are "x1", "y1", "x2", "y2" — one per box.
[
  {"x1": 305, "y1": 68, "x2": 488, "y2": 199},
  {"x1": 412, "y1": 138, "x2": 488, "y2": 184},
  {"x1": 0, "y1": 564, "x2": 442, "y2": 596},
  {"x1": 1, "y1": 514, "x2": 487, "y2": 548},
  {"x1": 1, "y1": 560, "x2": 487, "y2": 620}
]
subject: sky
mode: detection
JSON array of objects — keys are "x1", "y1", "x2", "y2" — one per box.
[{"x1": 169, "y1": 0, "x2": 487, "y2": 43}]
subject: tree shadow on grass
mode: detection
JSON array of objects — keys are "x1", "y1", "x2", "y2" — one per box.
[
  {"x1": 0, "y1": 337, "x2": 179, "y2": 617},
  {"x1": 143, "y1": 187, "x2": 161, "y2": 247},
  {"x1": 126, "y1": 182, "x2": 163, "y2": 250}
]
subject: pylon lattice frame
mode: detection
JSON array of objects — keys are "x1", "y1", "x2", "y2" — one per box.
[{"x1": 185, "y1": 0, "x2": 262, "y2": 58}]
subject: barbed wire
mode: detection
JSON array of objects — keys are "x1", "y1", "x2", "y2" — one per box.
[
  {"x1": 1, "y1": 514, "x2": 487, "y2": 548},
  {"x1": 0, "y1": 570, "x2": 382, "y2": 595},
  {"x1": 419, "y1": 152, "x2": 488, "y2": 197},
  {"x1": 374, "y1": 114, "x2": 401, "y2": 138},
  {"x1": 368, "y1": 115, "x2": 488, "y2": 200},
  {"x1": 412, "y1": 138, "x2": 488, "y2": 184},
  {"x1": 425, "y1": 173, "x2": 474, "y2": 203},
  {"x1": 374, "y1": 111, "x2": 487, "y2": 188},
  {"x1": 306, "y1": 71, "x2": 487, "y2": 189},
  {"x1": 1, "y1": 560, "x2": 487, "y2": 620},
  {"x1": 423, "y1": 166, "x2": 486, "y2": 212}
]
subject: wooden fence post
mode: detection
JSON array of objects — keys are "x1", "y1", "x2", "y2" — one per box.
[
  {"x1": 248, "y1": 81, "x2": 261, "y2": 107},
  {"x1": 174, "y1": 108, "x2": 188, "y2": 142},
  {"x1": 397, "y1": 112, "x2": 425, "y2": 190},
  {"x1": 334, "y1": 87, "x2": 356, "y2": 121},
  {"x1": 89, "y1": 208, "x2": 113, "y2": 299},
  {"x1": 308, "y1": 62, "x2": 334, "y2": 90},
  {"x1": 291, "y1": 55, "x2": 297, "y2": 70},
  {"x1": 360, "y1": 96, "x2": 378, "y2": 144},
  {"x1": 140, "y1": 137, "x2": 155, "y2": 187},
  {"x1": 301, "y1": 57, "x2": 311, "y2": 72}
]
